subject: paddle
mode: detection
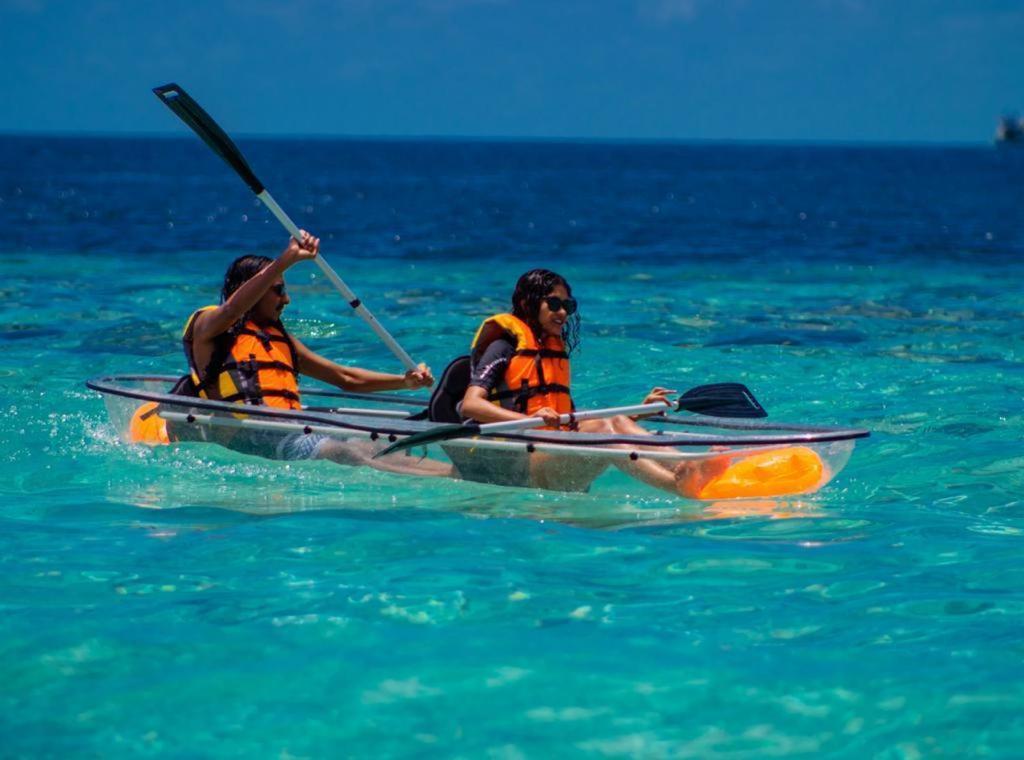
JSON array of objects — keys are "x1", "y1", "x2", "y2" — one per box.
[
  {"x1": 152, "y1": 83, "x2": 417, "y2": 371},
  {"x1": 374, "y1": 382, "x2": 766, "y2": 456}
]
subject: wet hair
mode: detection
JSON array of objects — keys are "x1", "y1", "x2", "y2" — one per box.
[
  {"x1": 221, "y1": 254, "x2": 274, "y2": 303},
  {"x1": 219, "y1": 254, "x2": 278, "y2": 330},
  {"x1": 511, "y1": 268, "x2": 580, "y2": 355}
]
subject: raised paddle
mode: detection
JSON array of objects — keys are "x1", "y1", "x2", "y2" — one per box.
[
  {"x1": 374, "y1": 382, "x2": 766, "y2": 456},
  {"x1": 152, "y1": 83, "x2": 418, "y2": 372}
]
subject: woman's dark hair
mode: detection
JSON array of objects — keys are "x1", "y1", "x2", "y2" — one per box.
[
  {"x1": 220, "y1": 254, "x2": 277, "y2": 330},
  {"x1": 221, "y1": 254, "x2": 274, "y2": 303},
  {"x1": 511, "y1": 268, "x2": 580, "y2": 355}
]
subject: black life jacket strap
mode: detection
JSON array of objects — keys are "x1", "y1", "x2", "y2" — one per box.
[
  {"x1": 201, "y1": 320, "x2": 298, "y2": 397},
  {"x1": 488, "y1": 383, "x2": 571, "y2": 403},
  {"x1": 513, "y1": 348, "x2": 569, "y2": 360},
  {"x1": 220, "y1": 388, "x2": 302, "y2": 405},
  {"x1": 534, "y1": 383, "x2": 571, "y2": 396},
  {"x1": 517, "y1": 379, "x2": 530, "y2": 413},
  {"x1": 220, "y1": 358, "x2": 298, "y2": 376},
  {"x1": 253, "y1": 388, "x2": 301, "y2": 402}
]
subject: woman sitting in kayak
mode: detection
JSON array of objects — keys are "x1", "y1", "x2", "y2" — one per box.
[
  {"x1": 182, "y1": 230, "x2": 451, "y2": 477},
  {"x1": 459, "y1": 268, "x2": 711, "y2": 495}
]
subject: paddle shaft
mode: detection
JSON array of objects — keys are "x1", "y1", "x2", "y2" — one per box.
[
  {"x1": 256, "y1": 191, "x2": 417, "y2": 370},
  {"x1": 152, "y1": 83, "x2": 416, "y2": 372}
]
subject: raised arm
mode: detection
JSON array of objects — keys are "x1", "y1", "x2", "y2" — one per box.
[{"x1": 191, "y1": 232, "x2": 319, "y2": 343}]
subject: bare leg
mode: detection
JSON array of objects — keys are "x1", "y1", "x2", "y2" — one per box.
[
  {"x1": 672, "y1": 451, "x2": 733, "y2": 499},
  {"x1": 524, "y1": 417, "x2": 679, "y2": 495},
  {"x1": 591, "y1": 416, "x2": 681, "y2": 493},
  {"x1": 315, "y1": 439, "x2": 453, "y2": 478},
  {"x1": 575, "y1": 416, "x2": 730, "y2": 498}
]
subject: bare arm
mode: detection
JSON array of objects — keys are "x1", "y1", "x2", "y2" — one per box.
[
  {"x1": 291, "y1": 334, "x2": 434, "y2": 393},
  {"x1": 460, "y1": 338, "x2": 562, "y2": 426},
  {"x1": 191, "y1": 232, "x2": 319, "y2": 343},
  {"x1": 461, "y1": 385, "x2": 523, "y2": 423},
  {"x1": 461, "y1": 385, "x2": 561, "y2": 426}
]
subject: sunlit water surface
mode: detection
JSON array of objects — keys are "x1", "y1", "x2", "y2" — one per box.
[{"x1": 2, "y1": 137, "x2": 1023, "y2": 756}]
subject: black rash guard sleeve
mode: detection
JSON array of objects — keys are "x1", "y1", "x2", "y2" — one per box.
[{"x1": 469, "y1": 338, "x2": 516, "y2": 393}]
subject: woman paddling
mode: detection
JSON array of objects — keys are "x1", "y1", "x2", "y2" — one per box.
[
  {"x1": 459, "y1": 268, "x2": 715, "y2": 495},
  {"x1": 179, "y1": 231, "x2": 451, "y2": 477}
]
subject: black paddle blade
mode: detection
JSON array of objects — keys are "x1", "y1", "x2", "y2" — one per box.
[
  {"x1": 153, "y1": 83, "x2": 265, "y2": 195},
  {"x1": 373, "y1": 422, "x2": 481, "y2": 458},
  {"x1": 677, "y1": 383, "x2": 766, "y2": 418}
]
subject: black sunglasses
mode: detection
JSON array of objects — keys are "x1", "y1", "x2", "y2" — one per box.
[
  {"x1": 271, "y1": 284, "x2": 287, "y2": 297},
  {"x1": 543, "y1": 296, "x2": 578, "y2": 315}
]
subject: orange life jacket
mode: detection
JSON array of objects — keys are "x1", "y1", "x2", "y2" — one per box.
[
  {"x1": 471, "y1": 313, "x2": 573, "y2": 418},
  {"x1": 182, "y1": 306, "x2": 302, "y2": 410}
]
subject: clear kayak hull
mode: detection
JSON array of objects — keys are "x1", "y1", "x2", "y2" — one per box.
[{"x1": 87, "y1": 375, "x2": 868, "y2": 500}]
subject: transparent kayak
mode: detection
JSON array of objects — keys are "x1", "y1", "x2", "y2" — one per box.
[{"x1": 86, "y1": 375, "x2": 869, "y2": 500}]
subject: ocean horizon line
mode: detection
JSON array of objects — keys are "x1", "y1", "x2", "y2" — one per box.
[{"x1": 0, "y1": 130, "x2": 992, "y2": 150}]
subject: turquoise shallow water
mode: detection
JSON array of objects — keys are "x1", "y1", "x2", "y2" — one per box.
[{"x1": 2, "y1": 137, "x2": 1024, "y2": 756}]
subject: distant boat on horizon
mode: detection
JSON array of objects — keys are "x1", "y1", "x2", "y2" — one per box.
[{"x1": 995, "y1": 114, "x2": 1024, "y2": 145}]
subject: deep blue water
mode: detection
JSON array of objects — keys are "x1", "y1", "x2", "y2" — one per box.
[{"x1": 2, "y1": 136, "x2": 1023, "y2": 756}]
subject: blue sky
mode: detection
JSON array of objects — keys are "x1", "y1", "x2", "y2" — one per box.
[{"x1": 1, "y1": 0, "x2": 1021, "y2": 142}]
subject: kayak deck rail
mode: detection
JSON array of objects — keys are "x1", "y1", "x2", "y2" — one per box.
[{"x1": 86, "y1": 374, "x2": 870, "y2": 449}]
